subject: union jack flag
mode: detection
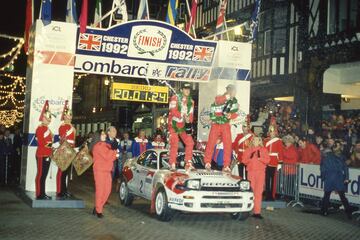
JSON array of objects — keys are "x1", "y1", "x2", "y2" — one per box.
[
  {"x1": 214, "y1": 0, "x2": 228, "y2": 40},
  {"x1": 77, "y1": 33, "x2": 102, "y2": 51},
  {"x1": 192, "y1": 46, "x2": 214, "y2": 62}
]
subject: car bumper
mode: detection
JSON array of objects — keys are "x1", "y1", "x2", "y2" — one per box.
[{"x1": 167, "y1": 190, "x2": 254, "y2": 213}]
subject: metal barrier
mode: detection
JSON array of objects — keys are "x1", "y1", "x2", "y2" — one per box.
[{"x1": 276, "y1": 163, "x2": 304, "y2": 207}]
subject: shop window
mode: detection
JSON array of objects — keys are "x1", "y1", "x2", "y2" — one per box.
[{"x1": 264, "y1": 30, "x2": 271, "y2": 55}]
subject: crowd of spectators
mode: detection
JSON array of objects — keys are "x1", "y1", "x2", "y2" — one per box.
[
  {"x1": 0, "y1": 125, "x2": 23, "y2": 185},
  {"x1": 250, "y1": 101, "x2": 360, "y2": 168}
]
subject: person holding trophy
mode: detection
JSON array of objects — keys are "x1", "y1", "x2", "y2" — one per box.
[{"x1": 204, "y1": 84, "x2": 239, "y2": 172}]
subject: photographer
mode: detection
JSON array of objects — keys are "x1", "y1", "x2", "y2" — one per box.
[{"x1": 320, "y1": 140, "x2": 353, "y2": 219}]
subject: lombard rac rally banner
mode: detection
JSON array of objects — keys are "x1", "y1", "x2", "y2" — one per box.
[
  {"x1": 75, "y1": 20, "x2": 217, "y2": 82},
  {"x1": 299, "y1": 164, "x2": 360, "y2": 205}
]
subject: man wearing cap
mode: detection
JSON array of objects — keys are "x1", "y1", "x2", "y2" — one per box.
[
  {"x1": 204, "y1": 84, "x2": 239, "y2": 172},
  {"x1": 233, "y1": 115, "x2": 254, "y2": 177},
  {"x1": 168, "y1": 83, "x2": 195, "y2": 171},
  {"x1": 263, "y1": 116, "x2": 284, "y2": 201},
  {"x1": 56, "y1": 101, "x2": 76, "y2": 199},
  {"x1": 35, "y1": 100, "x2": 53, "y2": 200}
]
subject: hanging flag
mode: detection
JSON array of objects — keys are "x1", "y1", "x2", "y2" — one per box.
[
  {"x1": 250, "y1": 0, "x2": 261, "y2": 40},
  {"x1": 24, "y1": 0, "x2": 33, "y2": 54},
  {"x1": 112, "y1": 0, "x2": 128, "y2": 22},
  {"x1": 94, "y1": 0, "x2": 103, "y2": 27},
  {"x1": 137, "y1": 0, "x2": 149, "y2": 20},
  {"x1": 39, "y1": 0, "x2": 52, "y2": 26},
  {"x1": 214, "y1": 0, "x2": 228, "y2": 39},
  {"x1": 66, "y1": 0, "x2": 78, "y2": 24},
  {"x1": 166, "y1": 0, "x2": 179, "y2": 25},
  {"x1": 185, "y1": 0, "x2": 198, "y2": 34},
  {"x1": 79, "y1": 0, "x2": 88, "y2": 33}
]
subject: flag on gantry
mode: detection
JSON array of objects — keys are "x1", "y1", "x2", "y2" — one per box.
[
  {"x1": 39, "y1": 0, "x2": 52, "y2": 26},
  {"x1": 166, "y1": 0, "x2": 179, "y2": 25},
  {"x1": 113, "y1": 0, "x2": 128, "y2": 22},
  {"x1": 250, "y1": 0, "x2": 261, "y2": 41},
  {"x1": 185, "y1": 0, "x2": 198, "y2": 36},
  {"x1": 79, "y1": 0, "x2": 88, "y2": 33},
  {"x1": 24, "y1": 0, "x2": 33, "y2": 54},
  {"x1": 137, "y1": 0, "x2": 149, "y2": 20},
  {"x1": 214, "y1": 0, "x2": 228, "y2": 40},
  {"x1": 94, "y1": 0, "x2": 102, "y2": 27},
  {"x1": 66, "y1": 0, "x2": 78, "y2": 24}
]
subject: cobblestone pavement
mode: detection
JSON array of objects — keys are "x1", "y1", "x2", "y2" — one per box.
[{"x1": 1, "y1": 171, "x2": 359, "y2": 240}]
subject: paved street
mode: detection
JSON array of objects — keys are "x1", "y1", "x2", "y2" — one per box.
[{"x1": 0, "y1": 171, "x2": 359, "y2": 240}]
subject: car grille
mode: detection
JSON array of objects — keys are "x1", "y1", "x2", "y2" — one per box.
[
  {"x1": 202, "y1": 196, "x2": 242, "y2": 199},
  {"x1": 201, "y1": 203, "x2": 243, "y2": 208},
  {"x1": 200, "y1": 187, "x2": 239, "y2": 192}
]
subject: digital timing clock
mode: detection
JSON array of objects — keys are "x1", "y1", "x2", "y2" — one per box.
[{"x1": 110, "y1": 83, "x2": 169, "y2": 104}]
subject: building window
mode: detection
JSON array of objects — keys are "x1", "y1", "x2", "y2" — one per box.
[
  {"x1": 327, "y1": 0, "x2": 359, "y2": 34},
  {"x1": 274, "y1": 6, "x2": 287, "y2": 28},
  {"x1": 257, "y1": 33, "x2": 264, "y2": 57},
  {"x1": 264, "y1": 30, "x2": 271, "y2": 55},
  {"x1": 273, "y1": 29, "x2": 286, "y2": 54}
]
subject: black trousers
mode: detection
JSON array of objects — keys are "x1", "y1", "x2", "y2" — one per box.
[
  {"x1": 322, "y1": 191, "x2": 351, "y2": 213},
  {"x1": 57, "y1": 166, "x2": 70, "y2": 195},
  {"x1": 265, "y1": 166, "x2": 277, "y2": 200},
  {"x1": 36, "y1": 157, "x2": 51, "y2": 197},
  {"x1": 0, "y1": 156, "x2": 5, "y2": 184}
]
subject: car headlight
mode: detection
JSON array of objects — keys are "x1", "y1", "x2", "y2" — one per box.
[
  {"x1": 239, "y1": 180, "x2": 250, "y2": 191},
  {"x1": 185, "y1": 179, "x2": 201, "y2": 190}
]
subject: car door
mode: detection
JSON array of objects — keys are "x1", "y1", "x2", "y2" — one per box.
[
  {"x1": 133, "y1": 151, "x2": 157, "y2": 198},
  {"x1": 127, "y1": 152, "x2": 147, "y2": 195},
  {"x1": 143, "y1": 151, "x2": 158, "y2": 200}
]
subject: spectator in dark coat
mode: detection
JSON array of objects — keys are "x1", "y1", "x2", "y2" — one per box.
[
  {"x1": 0, "y1": 133, "x2": 6, "y2": 183},
  {"x1": 320, "y1": 141, "x2": 352, "y2": 219}
]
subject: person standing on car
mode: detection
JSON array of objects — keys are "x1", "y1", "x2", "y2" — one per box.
[
  {"x1": 320, "y1": 141, "x2": 352, "y2": 219},
  {"x1": 90, "y1": 130, "x2": 117, "y2": 218},
  {"x1": 168, "y1": 83, "x2": 195, "y2": 171},
  {"x1": 204, "y1": 84, "x2": 239, "y2": 172},
  {"x1": 242, "y1": 136, "x2": 270, "y2": 219}
]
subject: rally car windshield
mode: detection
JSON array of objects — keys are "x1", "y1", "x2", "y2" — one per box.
[{"x1": 160, "y1": 151, "x2": 205, "y2": 170}]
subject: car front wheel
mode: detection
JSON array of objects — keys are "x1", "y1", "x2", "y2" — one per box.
[
  {"x1": 119, "y1": 180, "x2": 133, "y2": 206},
  {"x1": 230, "y1": 211, "x2": 250, "y2": 221},
  {"x1": 155, "y1": 188, "x2": 173, "y2": 222}
]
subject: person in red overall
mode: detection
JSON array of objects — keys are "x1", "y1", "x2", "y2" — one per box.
[
  {"x1": 298, "y1": 137, "x2": 321, "y2": 164},
  {"x1": 204, "y1": 84, "x2": 238, "y2": 172},
  {"x1": 56, "y1": 101, "x2": 76, "y2": 199},
  {"x1": 242, "y1": 136, "x2": 270, "y2": 219},
  {"x1": 151, "y1": 134, "x2": 166, "y2": 149},
  {"x1": 263, "y1": 117, "x2": 284, "y2": 201},
  {"x1": 35, "y1": 100, "x2": 53, "y2": 200},
  {"x1": 233, "y1": 115, "x2": 254, "y2": 177},
  {"x1": 168, "y1": 83, "x2": 195, "y2": 171},
  {"x1": 90, "y1": 130, "x2": 117, "y2": 218}
]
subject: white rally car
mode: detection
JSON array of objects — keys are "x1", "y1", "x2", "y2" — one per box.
[{"x1": 119, "y1": 149, "x2": 254, "y2": 221}]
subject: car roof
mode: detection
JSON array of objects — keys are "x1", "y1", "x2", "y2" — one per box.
[{"x1": 148, "y1": 149, "x2": 203, "y2": 155}]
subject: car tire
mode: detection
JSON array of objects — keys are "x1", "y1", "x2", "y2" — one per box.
[
  {"x1": 155, "y1": 187, "x2": 173, "y2": 222},
  {"x1": 230, "y1": 211, "x2": 250, "y2": 221},
  {"x1": 119, "y1": 180, "x2": 133, "y2": 206}
]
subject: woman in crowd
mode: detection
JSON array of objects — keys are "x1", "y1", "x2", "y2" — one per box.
[
  {"x1": 90, "y1": 130, "x2": 117, "y2": 218},
  {"x1": 320, "y1": 140, "x2": 352, "y2": 219},
  {"x1": 242, "y1": 136, "x2": 270, "y2": 219}
]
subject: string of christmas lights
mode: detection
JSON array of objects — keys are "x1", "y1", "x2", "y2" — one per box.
[{"x1": 0, "y1": 34, "x2": 24, "y2": 72}]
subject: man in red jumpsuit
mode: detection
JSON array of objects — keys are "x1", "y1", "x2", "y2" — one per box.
[
  {"x1": 233, "y1": 115, "x2": 254, "y2": 177},
  {"x1": 168, "y1": 83, "x2": 194, "y2": 171},
  {"x1": 204, "y1": 84, "x2": 238, "y2": 172},
  {"x1": 263, "y1": 117, "x2": 284, "y2": 201},
  {"x1": 35, "y1": 100, "x2": 53, "y2": 200},
  {"x1": 242, "y1": 136, "x2": 270, "y2": 219},
  {"x1": 56, "y1": 100, "x2": 76, "y2": 199}
]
